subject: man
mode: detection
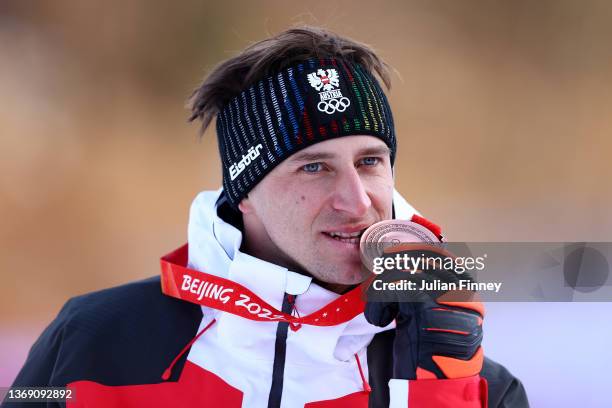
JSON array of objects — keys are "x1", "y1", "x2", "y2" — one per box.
[{"x1": 5, "y1": 27, "x2": 528, "y2": 407}]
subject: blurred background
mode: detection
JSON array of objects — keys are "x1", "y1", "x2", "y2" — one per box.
[{"x1": 1, "y1": 0, "x2": 611, "y2": 406}]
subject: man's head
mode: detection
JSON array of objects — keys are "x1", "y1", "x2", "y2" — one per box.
[{"x1": 189, "y1": 27, "x2": 396, "y2": 289}]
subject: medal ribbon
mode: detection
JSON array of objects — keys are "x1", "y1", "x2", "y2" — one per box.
[{"x1": 160, "y1": 244, "x2": 366, "y2": 327}]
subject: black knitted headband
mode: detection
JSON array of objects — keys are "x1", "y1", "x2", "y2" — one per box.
[{"x1": 216, "y1": 57, "x2": 397, "y2": 207}]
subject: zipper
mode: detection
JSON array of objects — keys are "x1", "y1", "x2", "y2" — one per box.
[{"x1": 267, "y1": 293, "x2": 295, "y2": 408}]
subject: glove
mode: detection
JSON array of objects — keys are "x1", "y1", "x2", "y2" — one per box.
[{"x1": 364, "y1": 245, "x2": 485, "y2": 380}]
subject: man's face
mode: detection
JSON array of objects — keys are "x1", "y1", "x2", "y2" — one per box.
[{"x1": 239, "y1": 135, "x2": 394, "y2": 288}]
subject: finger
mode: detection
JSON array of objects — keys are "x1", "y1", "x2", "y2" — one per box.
[{"x1": 364, "y1": 301, "x2": 399, "y2": 327}]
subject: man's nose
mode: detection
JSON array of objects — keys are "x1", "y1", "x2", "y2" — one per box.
[{"x1": 330, "y1": 167, "x2": 372, "y2": 217}]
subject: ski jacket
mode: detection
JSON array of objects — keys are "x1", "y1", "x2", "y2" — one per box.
[{"x1": 5, "y1": 190, "x2": 529, "y2": 407}]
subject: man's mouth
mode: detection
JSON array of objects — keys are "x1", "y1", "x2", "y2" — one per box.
[{"x1": 322, "y1": 228, "x2": 369, "y2": 245}]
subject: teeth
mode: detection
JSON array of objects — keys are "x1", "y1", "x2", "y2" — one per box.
[{"x1": 329, "y1": 230, "x2": 363, "y2": 238}]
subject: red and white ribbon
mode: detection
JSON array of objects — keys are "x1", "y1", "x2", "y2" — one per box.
[{"x1": 160, "y1": 244, "x2": 366, "y2": 327}]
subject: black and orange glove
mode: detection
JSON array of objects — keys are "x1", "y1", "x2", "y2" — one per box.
[{"x1": 364, "y1": 249, "x2": 485, "y2": 380}]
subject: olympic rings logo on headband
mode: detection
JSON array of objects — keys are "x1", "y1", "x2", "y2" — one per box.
[
  {"x1": 317, "y1": 97, "x2": 351, "y2": 114},
  {"x1": 307, "y1": 68, "x2": 352, "y2": 115}
]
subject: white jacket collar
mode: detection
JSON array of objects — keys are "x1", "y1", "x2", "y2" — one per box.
[{"x1": 186, "y1": 188, "x2": 418, "y2": 359}]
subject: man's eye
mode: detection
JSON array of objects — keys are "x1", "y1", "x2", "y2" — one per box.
[
  {"x1": 302, "y1": 162, "x2": 323, "y2": 173},
  {"x1": 361, "y1": 157, "x2": 380, "y2": 166}
]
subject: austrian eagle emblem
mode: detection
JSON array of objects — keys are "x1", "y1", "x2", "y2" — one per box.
[{"x1": 307, "y1": 69, "x2": 340, "y2": 92}]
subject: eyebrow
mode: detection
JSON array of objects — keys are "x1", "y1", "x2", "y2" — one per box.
[
  {"x1": 357, "y1": 146, "x2": 392, "y2": 157},
  {"x1": 288, "y1": 145, "x2": 392, "y2": 163}
]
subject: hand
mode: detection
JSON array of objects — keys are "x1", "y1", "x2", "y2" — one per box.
[{"x1": 364, "y1": 246, "x2": 484, "y2": 380}]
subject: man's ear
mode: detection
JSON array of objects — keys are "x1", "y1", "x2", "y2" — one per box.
[{"x1": 238, "y1": 194, "x2": 254, "y2": 214}]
